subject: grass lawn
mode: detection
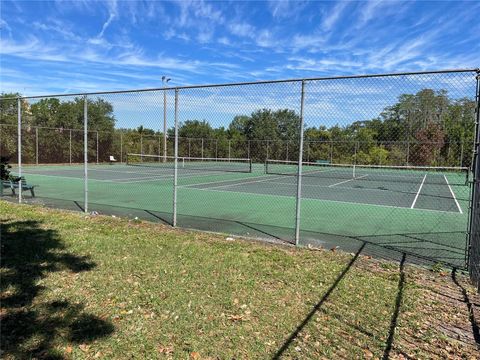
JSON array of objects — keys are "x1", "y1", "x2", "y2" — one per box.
[{"x1": 1, "y1": 200, "x2": 479, "y2": 359}]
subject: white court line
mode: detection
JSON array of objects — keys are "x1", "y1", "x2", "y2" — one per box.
[
  {"x1": 179, "y1": 166, "x2": 339, "y2": 189},
  {"x1": 328, "y1": 174, "x2": 368, "y2": 188},
  {"x1": 410, "y1": 174, "x2": 427, "y2": 209},
  {"x1": 89, "y1": 168, "x2": 174, "y2": 176},
  {"x1": 20, "y1": 172, "x2": 114, "y2": 183},
  {"x1": 178, "y1": 173, "x2": 285, "y2": 188},
  {"x1": 192, "y1": 174, "x2": 296, "y2": 190},
  {"x1": 444, "y1": 175, "x2": 463, "y2": 214},
  {"x1": 111, "y1": 176, "x2": 173, "y2": 184},
  {"x1": 181, "y1": 186, "x2": 462, "y2": 214}
]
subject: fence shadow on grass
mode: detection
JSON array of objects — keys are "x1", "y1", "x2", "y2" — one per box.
[
  {"x1": 451, "y1": 268, "x2": 480, "y2": 345},
  {"x1": 382, "y1": 253, "x2": 406, "y2": 360},
  {"x1": 272, "y1": 244, "x2": 408, "y2": 359},
  {"x1": 271, "y1": 243, "x2": 366, "y2": 359},
  {"x1": 0, "y1": 219, "x2": 114, "y2": 359}
]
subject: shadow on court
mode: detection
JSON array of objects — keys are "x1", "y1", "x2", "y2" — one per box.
[{"x1": 0, "y1": 219, "x2": 114, "y2": 359}]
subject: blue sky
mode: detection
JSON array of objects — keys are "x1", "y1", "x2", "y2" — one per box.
[
  {"x1": 0, "y1": 1, "x2": 478, "y2": 129},
  {"x1": 1, "y1": 0, "x2": 479, "y2": 96}
]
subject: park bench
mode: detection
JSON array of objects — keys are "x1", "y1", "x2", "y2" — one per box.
[
  {"x1": 1, "y1": 180, "x2": 11, "y2": 196},
  {"x1": 10, "y1": 177, "x2": 37, "y2": 197}
]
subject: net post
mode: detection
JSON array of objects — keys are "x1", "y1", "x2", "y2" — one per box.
[
  {"x1": 295, "y1": 80, "x2": 306, "y2": 246},
  {"x1": 36, "y1": 126, "x2": 39, "y2": 165},
  {"x1": 84, "y1": 95, "x2": 88, "y2": 213},
  {"x1": 172, "y1": 88, "x2": 179, "y2": 227},
  {"x1": 17, "y1": 97, "x2": 22, "y2": 204}
]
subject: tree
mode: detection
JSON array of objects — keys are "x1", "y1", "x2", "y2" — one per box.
[{"x1": 411, "y1": 121, "x2": 445, "y2": 165}]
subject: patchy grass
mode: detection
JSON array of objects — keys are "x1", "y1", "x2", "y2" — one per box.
[{"x1": 1, "y1": 201, "x2": 479, "y2": 359}]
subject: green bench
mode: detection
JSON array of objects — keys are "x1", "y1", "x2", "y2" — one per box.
[
  {"x1": 315, "y1": 160, "x2": 330, "y2": 165},
  {"x1": 1, "y1": 177, "x2": 37, "y2": 197}
]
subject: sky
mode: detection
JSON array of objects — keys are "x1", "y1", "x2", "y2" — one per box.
[{"x1": 0, "y1": 0, "x2": 479, "y2": 128}]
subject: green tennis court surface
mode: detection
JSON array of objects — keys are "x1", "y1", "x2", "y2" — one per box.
[{"x1": 6, "y1": 161, "x2": 470, "y2": 267}]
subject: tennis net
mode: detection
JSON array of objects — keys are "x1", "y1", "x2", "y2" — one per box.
[
  {"x1": 265, "y1": 159, "x2": 470, "y2": 185},
  {"x1": 127, "y1": 153, "x2": 252, "y2": 173}
]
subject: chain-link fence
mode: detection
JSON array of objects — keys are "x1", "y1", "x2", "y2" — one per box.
[
  {"x1": 468, "y1": 73, "x2": 480, "y2": 290},
  {"x1": 1, "y1": 69, "x2": 479, "y2": 272}
]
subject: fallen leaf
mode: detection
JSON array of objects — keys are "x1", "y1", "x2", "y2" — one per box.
[{"x1": 363, "y1": 348, "x2": 373, "y2": 358}]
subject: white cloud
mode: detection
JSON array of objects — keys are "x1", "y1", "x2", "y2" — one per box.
[
  {"x1": 267, "y1": 0, "x2": 309, "y2": 19},
  {"x1": 322, "y1": 2, "x2": 349, "y2": 31},
  {"x1": 0, "y1": 18, "x2": 12, "y2": 37},
  {"x1": 228, "y1": 22, "x2": 256, "y2": 38}
]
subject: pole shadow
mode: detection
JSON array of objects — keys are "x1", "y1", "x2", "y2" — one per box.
[
  {"x1": 271, "y1": 242, "x2": 366, "y2": 359},
  {"x1": 382, "y1": 253, "x2": 406, "y2": 359},
  {"x1": 451, "y1": 268, "x2": 480, "y2": 345}
]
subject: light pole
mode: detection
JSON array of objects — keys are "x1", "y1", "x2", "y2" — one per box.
[{"x1": 162, "y1": 76, "x2": 171, "y2": 162}]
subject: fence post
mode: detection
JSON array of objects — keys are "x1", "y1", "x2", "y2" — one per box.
[
  {"x1": 17, "y1": 98, "x2": 22, "y2": 203},
  {"x1": 295, "y1": 81, "x2": 306, "y2": 246},
  {"x1": 36, "y1": 127, "x2": 39, "y2": 165},
  {"x1": 215, "y1": 139, "x2": 218, "y2": 158},
  {"x1": 467, "y1": 71, "x2": 480, "y2": 275},
  {"x1": 84, "y1": 95, "x2": 88, "y2": 213},
  {"x1": 173, "y1": 88, "x2": 179, "y2": 227},
  {"x1": 286, "y1": 140, "x2": 289, "y2": 161},
  {"x1": 188, "y1": 138, "x2": 191, "y2": 157},
  {"x1": 201, "y1": 138, "x2": 204, "y2": 159},
  {"x1": 330, "y1": 140, "x2": 333, "y2": 163},
  {"x1": 460, "y1": 140, "x2": 464, "y2": 167},
  {"x1": 248, "y1": 140, "x2": 250, "y2": 159},
  {"x1": 120, "y1": 132, "x2": 123, "y2": 163},
  {"x1": 96, "y1": 131, "x2": 99, "y2": 164},
  {"x1": 69, "y1": 129, "x2": 72, "y2": 165},
  {"x1": 228, "y1": 139, "x2": 231, "y2": 159},
  {"x1": 163, "y1": 88, "x2": 168, "y2": 162}
]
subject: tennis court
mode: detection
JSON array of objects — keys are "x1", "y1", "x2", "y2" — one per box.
[{"x1": 7, "y1": 156, "x2": 470, "y2": 267}]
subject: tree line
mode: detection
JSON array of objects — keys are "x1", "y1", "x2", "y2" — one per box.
[{"x1": 0, "y1": 88, "x2": 476, "y2": 166}]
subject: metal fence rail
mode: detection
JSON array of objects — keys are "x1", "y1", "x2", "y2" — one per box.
[{"x1": 1, "y1": 69, "x2": 479, "y2": 273}]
